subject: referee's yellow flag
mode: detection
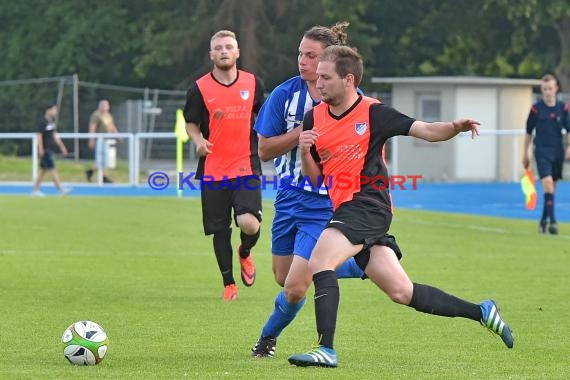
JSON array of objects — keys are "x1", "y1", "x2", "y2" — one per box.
[
  {"x1": 521, "y1": 168, "x2": 536, "y2": 210},
  {"x1": 175, "y1": 109, "x2": 189, "y2": 143}
]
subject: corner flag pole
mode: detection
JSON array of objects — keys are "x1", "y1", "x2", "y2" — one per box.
[{"x1": 174, "y1": 109, "x2": 189, "y2": 198}]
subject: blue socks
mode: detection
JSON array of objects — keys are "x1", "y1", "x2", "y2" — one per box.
[
  {"x1": 259, "y1": 260, "x2": 364, "y2": 340},
  {"x1": 335, "y1": 257, "x2": 365, "y2": 279},
  {"x1": 261, "y1": 290, "x2": 306, "y2": 338}
]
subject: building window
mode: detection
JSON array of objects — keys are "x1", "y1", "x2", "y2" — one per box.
[
  {"x1": 418, "y1": 93, "x2": 441, "y2": 121},
  {"x1": 414, "y1": 93, "x2": 442, "y2": 146}
]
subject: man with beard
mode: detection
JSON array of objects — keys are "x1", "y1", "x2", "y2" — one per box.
[{"x1": 183, "y1": 30, "x2": 265, "y2": 301}]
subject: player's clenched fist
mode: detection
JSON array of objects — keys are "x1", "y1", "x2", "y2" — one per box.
[{"x1": 299, "y1": 130, "x2": 319, "y2": 154}]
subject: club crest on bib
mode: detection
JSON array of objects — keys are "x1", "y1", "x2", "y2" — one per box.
[
  {"x1": 355, "y1": 122, "x2": 367, "y2": 136},
  {"x1": 240, "y1": 90, "x2": 250, "y2": 100}
]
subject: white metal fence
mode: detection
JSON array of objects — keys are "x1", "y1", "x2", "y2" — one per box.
[
  {"x1": 0, "y1": 132, "x2": 176, "y2": 185},
  {"x1": 1, "y1": 130, "x2": 558, "y2": 186},
  {"x1": 0, "y1": 75, "x2": 188, "y2": 163}
]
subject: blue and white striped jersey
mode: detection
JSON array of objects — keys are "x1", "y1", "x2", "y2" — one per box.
[{"x1": 254, "y1": 76, "x2": 327, "y2": 194}]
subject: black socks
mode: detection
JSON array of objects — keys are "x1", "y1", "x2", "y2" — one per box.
[
  {"x1": 408, "y1": 283, "x2": 482, "y2": 321},
  {"x1": 239, "y1": 229, "x2": 260, "y2": 258},
  {"x1": 313, "y1": 270, "x2": 339, "y2": 349},
  {"x1": 213, "y1": 229, "x2": 234, "y2": 286}
]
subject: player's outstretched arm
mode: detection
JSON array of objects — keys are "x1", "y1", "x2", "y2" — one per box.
[{"x1": 409, "y1": 119, "x2": 480, "y2": 142}]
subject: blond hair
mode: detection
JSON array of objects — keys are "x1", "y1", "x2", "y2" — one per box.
[{"x1": 210, "y1": 30, "x2": 237, "y2": 45}]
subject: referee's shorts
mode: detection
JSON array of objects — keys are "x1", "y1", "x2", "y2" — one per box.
[{"x1": 535, "y1": 153, "x2": 563, "y2": 181}]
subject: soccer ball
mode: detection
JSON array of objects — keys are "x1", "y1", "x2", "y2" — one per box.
[{"x1": 62, "y1": 321, "x2": 109, "y2": 365}]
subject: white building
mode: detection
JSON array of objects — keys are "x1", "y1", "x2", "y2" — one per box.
[{"x1": 371, "y1": 76, "x2": 541, "y2": 182}]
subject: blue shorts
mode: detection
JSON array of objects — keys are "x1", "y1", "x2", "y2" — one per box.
[{"x1": 271, "y1": 188, "x2": 332, "y2": 260}]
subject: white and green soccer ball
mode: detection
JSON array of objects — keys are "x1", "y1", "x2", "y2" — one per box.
[{"x1": 62, "y1": 321, "x2": 109, "y2": 365}]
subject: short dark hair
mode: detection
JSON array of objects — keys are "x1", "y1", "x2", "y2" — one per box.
[
  {"x1": 320, "y1": 45, "x2": 363, "y2": 87},
  {"x1": 44, "y1": 103, "x2": 57, "y2": 111},
  {"x1": 541, "y1": 74, "x2": 558, "y2": 84}
]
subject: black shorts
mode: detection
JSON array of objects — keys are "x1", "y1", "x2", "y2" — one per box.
[
  {"x1": 200, "y1": 176, "x2": 262, "y2": 235},
  {"x1": 535, "y1": 154, "x2": 563, "y2": 181},
  {"x1": 40, "y1": 152, "x2": 55, "y2": 170},
  {"x1": 325, "y1": 198, "x2": 403, "y2": 269}
]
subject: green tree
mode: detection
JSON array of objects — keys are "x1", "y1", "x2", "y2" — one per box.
[
  {"x1": 362, "y1": 0, "x2": 540, "y2": 78},
  {"x1": 317, "y1": 0, "x2": 381, "y2": 87},
  {"x1": 0, "y1": 1, "x2": 147, "y2": 136},
  {"x1": 131, "y1": 0, "x2": 380, "y2": 89},
  {"x1": 0, "y1": 1, "x2": 151, "y2": 84},
  {"x1": 484, "y1": 0, "x2": 570, "y2": 90},
  {"x1": 134, "y1": 0, "x2": 329, "y2": 90},
  {"x1": 352, "y1": 0, "x2": 567, "y2": 91}
]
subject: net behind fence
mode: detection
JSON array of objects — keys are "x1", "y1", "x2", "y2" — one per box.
[{"x1": 0, "y1": 75, "x2": 200, "y2": 164}]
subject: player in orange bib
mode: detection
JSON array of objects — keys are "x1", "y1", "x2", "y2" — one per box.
[
  {"x1": 288, "y1": 46, "x2": 514, "y2": 368},
  {"x1": 183, "y1": 30, "x2": 265, "y2": 301}
]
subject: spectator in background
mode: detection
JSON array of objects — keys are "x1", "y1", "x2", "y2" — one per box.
[
  {"x1": 522, "y1": 74, "x2": 570, "y2": 235},
  {"x1": 31, "y1": 104, "x2": 71, "y2": 197},
  {"x1": 86, "y1": 99, "x2": 119, "y2": 183}
]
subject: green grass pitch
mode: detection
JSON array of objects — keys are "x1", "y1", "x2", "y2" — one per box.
[{"x1": 1, "y1": 196, "x2": 569, "y2": 379}]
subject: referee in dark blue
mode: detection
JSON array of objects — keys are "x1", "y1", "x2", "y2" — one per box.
[{"x1": 523, "y1": 74, "x2": 570, "y2": 234}]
